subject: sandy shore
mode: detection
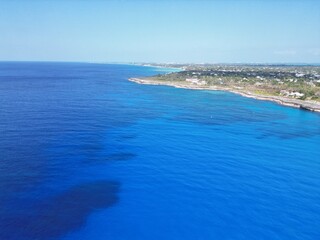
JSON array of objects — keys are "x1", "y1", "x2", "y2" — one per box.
[{"x1": 129, "y1": 78, "x2": 320, "y2": 113}]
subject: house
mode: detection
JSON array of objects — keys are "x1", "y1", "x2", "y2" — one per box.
[
  {"x1": 280, "y1": 90, "x2": 304, "y2": 98},
  {"x1": 186, "y1": 78, "x2": 206, "y2": 85}
]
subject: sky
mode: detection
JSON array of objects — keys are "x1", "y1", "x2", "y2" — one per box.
[{"x1": 1, "y1": 0, "x2": 320, "y2": 63}]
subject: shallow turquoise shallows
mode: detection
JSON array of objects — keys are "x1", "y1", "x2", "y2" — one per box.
[{"x1": 0, "y1": 62, "x2": 320, "y2": 240}]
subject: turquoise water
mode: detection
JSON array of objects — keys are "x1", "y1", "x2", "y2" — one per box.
[{"x1": 0, "y1": 62, "x2": 320, "y2": 240}]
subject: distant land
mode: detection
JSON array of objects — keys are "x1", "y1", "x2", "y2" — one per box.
[{"x1": 130, "y1": 63, "x2": 320, "y2": 112}]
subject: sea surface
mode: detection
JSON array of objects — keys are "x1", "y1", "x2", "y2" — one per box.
[{"x1": 0, "y1": 62, "x2": 320, "y2": 240}]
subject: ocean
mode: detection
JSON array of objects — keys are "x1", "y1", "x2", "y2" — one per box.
[{"x1": 0, "y1": 62, "x2": 320, "y2": 240}]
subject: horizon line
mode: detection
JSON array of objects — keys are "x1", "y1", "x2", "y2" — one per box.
[{"x1": 0, "y1": 60, "x2": 320, "y2": 66}]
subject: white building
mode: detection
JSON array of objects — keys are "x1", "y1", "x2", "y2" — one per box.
[
  {"x1": 186, "y1": 78, "x2": 206, "y2": 85},
  {"x1": 280, "y1": 90, "x2": 305, "y2": 98}
]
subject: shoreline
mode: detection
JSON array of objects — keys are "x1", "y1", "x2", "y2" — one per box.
[
  {"x1": 129, "y1": 78, "x2": 320, "y2": 113},
  {"x1": 130, "y1": 63, "x2": 185, "y2": 72}
]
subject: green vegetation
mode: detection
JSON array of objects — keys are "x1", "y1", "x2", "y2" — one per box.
[{"x1": 143, "y1": 64, "x2": 320, "y2": 102}]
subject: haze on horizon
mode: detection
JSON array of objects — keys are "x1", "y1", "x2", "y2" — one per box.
[{"x1": 1, "y1": 0, "x2": 320, "y2": 64}]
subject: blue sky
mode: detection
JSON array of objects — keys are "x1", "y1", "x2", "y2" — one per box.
[{"x1": 1, "y1": 0, "x2": 320, "y2": 63}]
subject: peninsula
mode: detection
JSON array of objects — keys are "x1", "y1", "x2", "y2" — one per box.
[{"x1": 130, "y1": 64, "x2": 320, "y2": 112}]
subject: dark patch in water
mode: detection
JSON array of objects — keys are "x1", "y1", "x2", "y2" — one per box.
[
  {"x1": 120, "y1": 134, "x2": 137, "y2": 139},
  {"x1": 256, "y1": 122, "x2": 320, "y2": 139},
  {"x1": 0, "y1": 180, "x2": 120, "y2": 240},
  {"x1": 258, "y1": 130, "x2": 320, "y2": 139},
  {"x1": 107, "y1": 152, "x2": 137, "y2": 161},
  {"x1": 81, "y1": 143, "x2": 105, "y2": 152}
]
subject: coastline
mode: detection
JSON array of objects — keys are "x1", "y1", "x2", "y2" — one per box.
[
  {"x1": 129, "y1": 78, "x2": 320, "y2": 113},
  {"x1": 130, "y1": 63, "x2": 184, "y2": 72}
]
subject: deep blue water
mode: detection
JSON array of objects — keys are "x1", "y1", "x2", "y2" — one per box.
[{"x1": 1, "y1": 62, "x2": 320, "y2": 240}]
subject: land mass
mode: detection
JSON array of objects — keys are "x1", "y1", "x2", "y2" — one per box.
[{"x1": 129, "y1": 64, "x2": 320, "y2": 112}]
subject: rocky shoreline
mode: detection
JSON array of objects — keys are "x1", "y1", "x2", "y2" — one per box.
[{"x1": 129, "y1": 78, "x2": 320, "y2": 113}]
